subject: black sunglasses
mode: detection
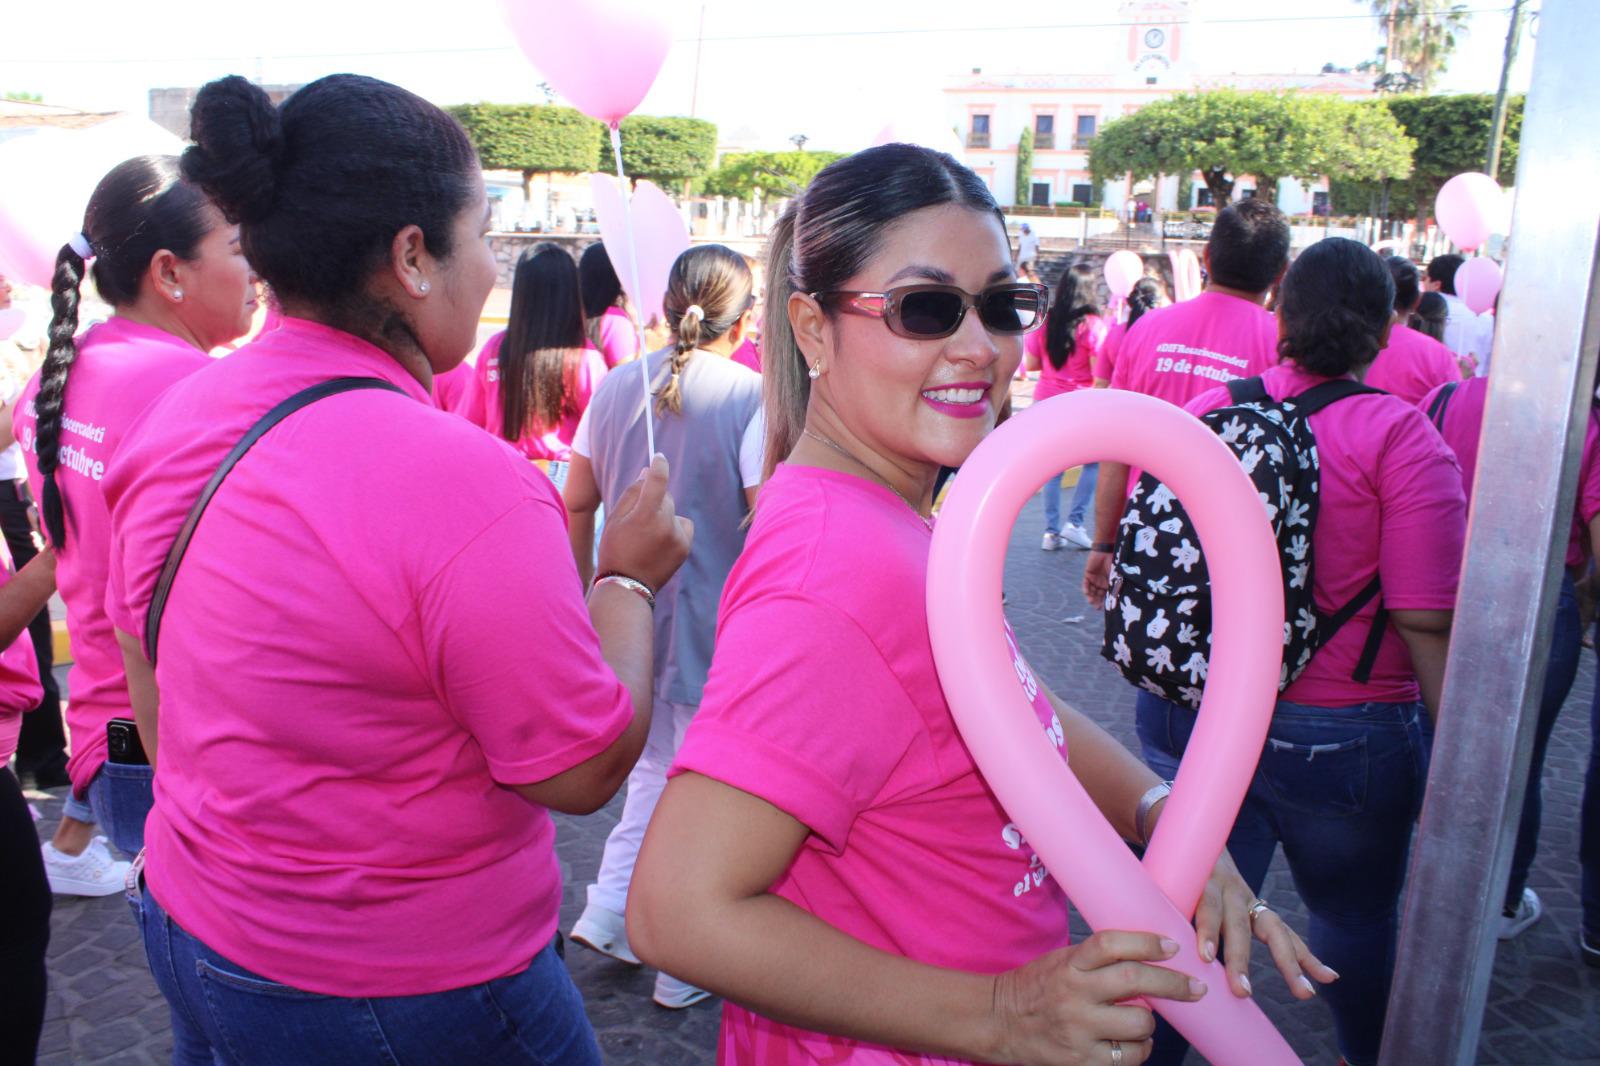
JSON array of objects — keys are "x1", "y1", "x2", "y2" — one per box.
[{"x1": 810, "y1": 283, "x2": 1050, "y2": 339}]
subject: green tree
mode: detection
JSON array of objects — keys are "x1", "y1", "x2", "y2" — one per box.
[
  {"x1": 597, "y1": 116, "x2": 718, "y2": 189},
  {"x1": 699, "y1": 150, "x2": 845, "y2": 198},
  {"x1": 1090, "y1": 90, "x2": 1412, "y2": 209},
  {"x1": 1328, "y1": 94, "x2": 1521, "y2": 218},
  {"x1": 3, "y1": 91, "x2": 42, "y2": 102},
  {"x1": 1014, "y1": 127, "x2": 1035, "y2": 207},
  {"x1": 446, "y1": 103, "x2": 601, "y2": 201},
  {"x1": 1369, "y1": 0, "x2": 1469, "y2": 93}
]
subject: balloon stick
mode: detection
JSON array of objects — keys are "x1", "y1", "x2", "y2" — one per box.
[{"x1": 611, "y1": 122, "x2": 656, "y2": 458}]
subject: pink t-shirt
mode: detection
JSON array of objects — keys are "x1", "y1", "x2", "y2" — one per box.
[
  {"x1": 1423, "y1": 376, "x2": 1600, "y2": 569},
  {"x1": 472, "y1": 331, "x2": 608, "y2": 462},
  {"x1": 1029, "y1": 314, "x2": 1108, "y2": 402},
  {"x1": 430, "y1": 361, "x2": 476, "y2": 415},
  {"x1": 1094, "y1": 321, "x2": 1129, "y2": 382},
  {"x1": 672, "y1": 464, "x2": 1071, "y2": 1065},
  {"x1": 594, "y1": 305, "x2": 640, "y2": 368},
  {"x1": 102, "y1": 317, "x2": 632, "y2": 996},
  {"x1": 730, "y1": 336, "x2": 762, "y2": 374},
  {"x1": 1110, "y1": 291, "x2": 1280, "y2": 407},
  {"x1": 12, "y1": 317, "x2": 211, "y2": 795},
  {"x1": 1365, "y1": 324, "x2": 1462, "y2": 406},
  {"x1": 1187, "y1": 364, "x2": 1466, "y2": 706},
  {"x1": 0, "y1": 538, "x2": 43, "y2": 764}
]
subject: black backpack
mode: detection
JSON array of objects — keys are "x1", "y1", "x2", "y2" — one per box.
[{"x1": 1100, "y1": 377, "x2": 1389, "y2": 709}]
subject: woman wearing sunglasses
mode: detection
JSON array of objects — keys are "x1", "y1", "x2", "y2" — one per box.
[{"x1": 627, "y1": 144, "x2": 1333, "y2": 1066}]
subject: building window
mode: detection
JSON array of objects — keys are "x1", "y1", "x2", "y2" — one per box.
[
  {"x1": 1030, "y1": 181, "x2": 1052, "y2": 207},
  {"x1": 1196, "y1": 187, "x2": 1215, "y2": 208},
  {"x1": 968, "y1": 113, "x2": 991, "y2": 149},
  {"x1": 1034, "y1": 114, "x2": 1054, "y2": 150},
  {"x1": 1071, "y1": 183, "x2": 1094, "y2": 205},
  {"x1": 1073, "y1": 114, "x2": 1096, "y2": 150}
]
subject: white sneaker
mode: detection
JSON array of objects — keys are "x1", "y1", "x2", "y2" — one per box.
[
  {"x1": 1041, "y1": 531, "x2": 1063, "y2": 551},
  {"x1": 1498, "y1": 887, "x2": 1543, "y2": 940},
  {"x1": 42, "y1": 836, "x2": 131, "y2": 898},
  {"x1": 653, "y1": 972, "x2": 712, "y2": 1009},
  {"x1": 1061, "y1": 524, "x2": 1094, "y2": 550},
  {"x1": 570, "y1": 903, "x2": 641, "y2": 966}
]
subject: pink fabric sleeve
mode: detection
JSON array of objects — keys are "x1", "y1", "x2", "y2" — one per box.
[
  {"x1": 417, "y1": 493, "x2": 631, "y2": 785},
  {"x1": 1579, "y1": 416, "x2": 1600, "y2": 525},
  {"x1": 573, "y1": 347, "x2": 609, "y2": 413},
  {"x1": 1376, "y1": 416, "x2": 1468, "y2": 611},
  {"x1": 672, "y1": 594, "x2": 923, "y2": 853}
]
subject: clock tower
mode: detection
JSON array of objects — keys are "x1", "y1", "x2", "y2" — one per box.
[{"x1": 1122, "y1": 0, "x2": 1191, "y2": 86}]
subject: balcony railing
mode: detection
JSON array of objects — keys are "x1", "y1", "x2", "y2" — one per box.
[
  {"x1": 1035, "y1": 132, "x2": 1055, "y2": 150},
  {"x1": 967, "y1": 131, "x2": 991, "y2": 148},
  {"x1": 1072, "y1": 134, "x2": 1095, "y2": 150}
]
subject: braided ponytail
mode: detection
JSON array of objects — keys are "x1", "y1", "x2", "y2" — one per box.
[
  {"x1": 657, "y1": 245, "x2": 752, "y2": 417},
  {"x1": 35, "y1": 243, "x2": 87, "y2": 547}
]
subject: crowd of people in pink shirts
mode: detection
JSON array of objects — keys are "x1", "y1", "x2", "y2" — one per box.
[{"x1": 0, "y1": 68, "x2": 1594, "y2": 1066}]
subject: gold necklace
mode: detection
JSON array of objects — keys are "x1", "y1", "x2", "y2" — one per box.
[{"x1": 801, "y1": 429, "x2": 933, "y2": 528}]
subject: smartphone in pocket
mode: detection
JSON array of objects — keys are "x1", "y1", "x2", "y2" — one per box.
[{"x1": 106, "y1": 718, "x2": 150, "y2": 766}]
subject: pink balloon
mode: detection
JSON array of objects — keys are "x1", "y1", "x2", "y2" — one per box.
[
  {"x1": 0, "y1": 307, "x2": 24, "y2": 342},
  {"x1": 1168, "y1": 248, "x2": 1203, "y2": 302},
  {"x1": 590, "y1": 174, "x2": 690, "y2": 326},
  {"x1": 1455, "y1": 256, "x2": 1503, "y2": 315},
  {"x1": 1104, "y1": 249, "x2": 1144, "y2": 299},
  {"x1": 928, "y1": 390, "x2": 1299, "y2": 1065},
  {"x1": 0, "y1": 117, "x2": 186, "y2": 287},
  {"x1": 499, "y1": 0, "x2": 673, "y2": 126},
  {"x1": 871, "y1": 120, "x2": 964, "y2": 158},
  {"x1": 1434, "y1": 172, "x2": 1506, "y2": 254}
]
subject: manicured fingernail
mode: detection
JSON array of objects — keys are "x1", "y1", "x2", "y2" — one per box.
[
  {"x1": 1189, "y1": 978, "x2": 1207, "y2": 998},
  {"x1": 1326, "y1": 969, "x2": 1341, "y2": 981},
  {"x1": 1299, "y1": 976, "x2": 1318, "y2": 996},
  {"x1": 1200, "y1": 939, "x2": 1216, "y2": 962},
  {"x1": 1159, "y1": 937, "x2": 1179, "y2": 956},
  {"x1": 1238, "y1": 973, "x2": 1252, "y2": 996}
]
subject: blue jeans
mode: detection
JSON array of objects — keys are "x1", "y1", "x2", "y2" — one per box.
[
  {"x1": 1042, "y1": 463, "x2": 1098, "y2": 533},
  {"x1": 130, "y1": 875, "x2": 601, "y2": 1066},
  {"x1": 1585, "y1": 622, "x2": 1600, "y2": 940},
  {"x1": 1506, "y1": 571, "x2": 1582, "y2": 908},
  {"x1": 61, "y1": 762, "x2": 154, "y2": 859},
  {"x1": 1135, "y1": 691, "x2": 1432, "y2": 1066}
]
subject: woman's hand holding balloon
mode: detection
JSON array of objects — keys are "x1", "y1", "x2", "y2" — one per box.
[
  {"x1": 989, "y1": 932, "x2": 1205, "y2": 1066},
  {"x1": 596, "y1": 454, "x2": 693, "y2": 593}
]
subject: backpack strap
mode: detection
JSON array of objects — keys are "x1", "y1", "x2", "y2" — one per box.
[
  {"x1": 142, "y1": 377, "x2": 409, "y2": 665},
  {"x1": 1226, "y1": 376, "x2": 1268, "y2": 405},
  {"x1": 1426, "y1": 381, "x2": 1460, "y2": 431},
  {"x1": 1318, "y1": 574, "x2": 1389, "y2": 684},
  {"x1": 1288, "y1": 378, "x2": 1385, "y2": 418}
]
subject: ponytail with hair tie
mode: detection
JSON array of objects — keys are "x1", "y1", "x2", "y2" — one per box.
[{"x1": 656, "y1": 247, "x2": 752, "y2": 417}]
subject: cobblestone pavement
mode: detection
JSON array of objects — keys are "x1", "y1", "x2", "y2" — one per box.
[{"x1": 25, "y1": 485, "x2": 1600, "y2": 1065}]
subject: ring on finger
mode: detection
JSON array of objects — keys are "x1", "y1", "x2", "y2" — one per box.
[
  {"x1": 1246, "y1": 897, "x2": 1271, "y2": 925},
  {"x1": 1110, "y1": 1040, "x2": 1124, "y2": 1066}
]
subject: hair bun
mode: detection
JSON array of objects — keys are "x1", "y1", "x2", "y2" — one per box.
[{"x1": 182, "y1": 75, "x2": 286, "y2": 225}]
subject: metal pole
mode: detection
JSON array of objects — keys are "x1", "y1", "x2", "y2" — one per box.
[
  {"x1": 1380, "y1": 2, "x2": 1600, "y2": 1063},
  {"x1": 1486, "y1": 0, "x2": 1524, "y2": 179},
  {"x1": 689, "y1": 3, "x2": 706, "y2": 118}
]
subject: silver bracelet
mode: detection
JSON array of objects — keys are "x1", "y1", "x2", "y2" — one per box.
[
  {"x1": 1135, "y1": 780, "x2": 1173, "y2": 846},
  {"x1": 591, "y1": 573, "x2": 656, "y2": 610}
]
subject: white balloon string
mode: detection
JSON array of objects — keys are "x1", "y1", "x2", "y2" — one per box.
[{"x1": 611, "y1": 123, "x2": 655, "y2": 458}]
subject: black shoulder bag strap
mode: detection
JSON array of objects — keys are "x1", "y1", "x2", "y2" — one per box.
[
  {"x1": 1226, "y1": 375, "x2": 1269, "y2": 406},
  {"x1": 1289, "y1": 377, "x2": 1390, "y2": 682},
  {"x1": 142, "y1": 377, "x2": 408, "y2": 665},
  {"x1": 1426, "y1": 381, "x2": 1460, "y2": 431}
]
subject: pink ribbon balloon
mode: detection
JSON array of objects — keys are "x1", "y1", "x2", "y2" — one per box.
[
  {"x1": 590, "y1": 174, "x2": 690, "y2": 327},
  {"x1": 499, "y1": 0, "x2": 673, "y2": 126},
  {"x1": 1168, "y1": 248, "x2": 1203, "y2": 302},
  {"x1": 1434, "y1": 172, "x2": 1506, "y2": 254},
  {"x1": 0, "y1": 116, "x2": 185, "y2": 287},
  {"x1": 1455, "y1": 256, "x2": 1503, "y2": 315},
  {"x1": 928, "y1": 390, "x2": 1299, "y2": 1065},
  {"x1": 1104, "y1": 249, "x2": 1144, "y2": 300}
]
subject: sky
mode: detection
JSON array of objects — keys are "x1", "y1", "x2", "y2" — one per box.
[{"x1": 0, "y1": 0, "x2": 1537, "y2": 152}]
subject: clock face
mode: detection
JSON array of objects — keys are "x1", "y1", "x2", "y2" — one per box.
[{"x1": 1144, "y1": 27, "x2": 1167, "y2": 49}]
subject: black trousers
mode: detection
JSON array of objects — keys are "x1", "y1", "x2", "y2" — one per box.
[
  {"x1": 0, "y1": 482, "x2": 64, "y2": 781},
  {"x1": 0, "y1": 767, "x2": 50, "y2": 1065}
]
